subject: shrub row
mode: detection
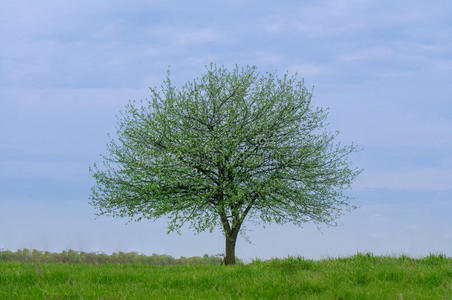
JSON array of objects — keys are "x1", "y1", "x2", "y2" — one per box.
[{"x1": 0, "y1": 249, "x2": 224, "y2": 265}]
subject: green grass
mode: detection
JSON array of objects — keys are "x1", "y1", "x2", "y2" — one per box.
[{"x1": 1, "y1": 253, "x2": 451, "y2": 299}]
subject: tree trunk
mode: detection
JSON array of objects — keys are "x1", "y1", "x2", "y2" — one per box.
[{"x1": 224, "y1": 231, "x2": 238, "y2": 265}]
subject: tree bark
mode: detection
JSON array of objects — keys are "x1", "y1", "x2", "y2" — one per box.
[{"x1": 224, "y1": 230, "x2": 238, "y2": 265}]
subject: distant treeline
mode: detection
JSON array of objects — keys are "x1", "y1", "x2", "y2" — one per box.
[{"x1": 0, "y1": 249, "x2": 227, "y2": 265}]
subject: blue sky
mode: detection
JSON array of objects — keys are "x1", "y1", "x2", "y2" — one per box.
[{"x1": 1, "y1": 0, "x2": 451, "y2": 260}]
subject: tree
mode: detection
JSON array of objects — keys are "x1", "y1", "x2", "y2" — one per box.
[{"x1": 90, "y1": 64, "x2": 361, "y2": 265}]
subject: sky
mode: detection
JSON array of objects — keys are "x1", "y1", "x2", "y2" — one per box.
[{"x1": 1, "y1": 0, "x2": 451, "y2": 261}]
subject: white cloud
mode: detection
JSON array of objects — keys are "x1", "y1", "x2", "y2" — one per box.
[
  {"x1": 0, "y1": 160, "x2": 88, "y2": 181},
  {"x1": 288, "y1": 63, "x2": 329, "y2": 77},
  {"x1": 338, "y1": 47, "x2": 395, "y2": 62},
  {"x1": 261, "y1": 0, "x2": 451, "y2": 39},
  {"x1": 354, "y1": 168, "x2": 452, "y2": 191},
  {"x1": 251, "y1": 50, "x2": 284, "y2": 66},
  {"x1": 146, "y1": 26, "x2": 222, "y2": 46},
  {"x1": 261, "y1": 0, "x2": 371, "y2": 37}
]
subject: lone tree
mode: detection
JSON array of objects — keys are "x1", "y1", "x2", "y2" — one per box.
[{"x1": 90, "y1": 64, "x2": 360, "y2": 265}]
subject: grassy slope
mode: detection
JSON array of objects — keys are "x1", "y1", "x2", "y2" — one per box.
[{"x1": 1, "y1": 254, "x2": 451, "y2": 299}]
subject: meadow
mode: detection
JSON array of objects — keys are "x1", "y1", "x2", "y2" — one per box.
[{"x1": 0, "y1": 250, "x2": 451, "y2": 299}]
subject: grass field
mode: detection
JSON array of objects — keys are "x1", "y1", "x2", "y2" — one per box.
[{"x1": 1, "y1": 253, "x2": 451, "y2": 299}]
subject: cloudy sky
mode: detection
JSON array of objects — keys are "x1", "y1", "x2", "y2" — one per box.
[{"x1": 1, "y1": 0, "x2": 451, "y2": 260}]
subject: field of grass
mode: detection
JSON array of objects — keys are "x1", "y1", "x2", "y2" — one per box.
[{"x1": 1, "y1": 252, "x2": 451, "y2": 299}]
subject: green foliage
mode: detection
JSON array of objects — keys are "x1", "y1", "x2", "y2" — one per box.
[
  {"x1": 0, "y1": 249, "x2": 223, "y2": 265},
  {"x1": 1, "y1": 254, "x2": 450, "y2": 299},
  {"x1": 90, "y1": 64, "x2": 361, "y2": 263}
]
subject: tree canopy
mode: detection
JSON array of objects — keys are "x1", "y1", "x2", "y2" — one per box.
[{"x1": 90, "y1": 64, "x2": 361, "y2": 264}]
